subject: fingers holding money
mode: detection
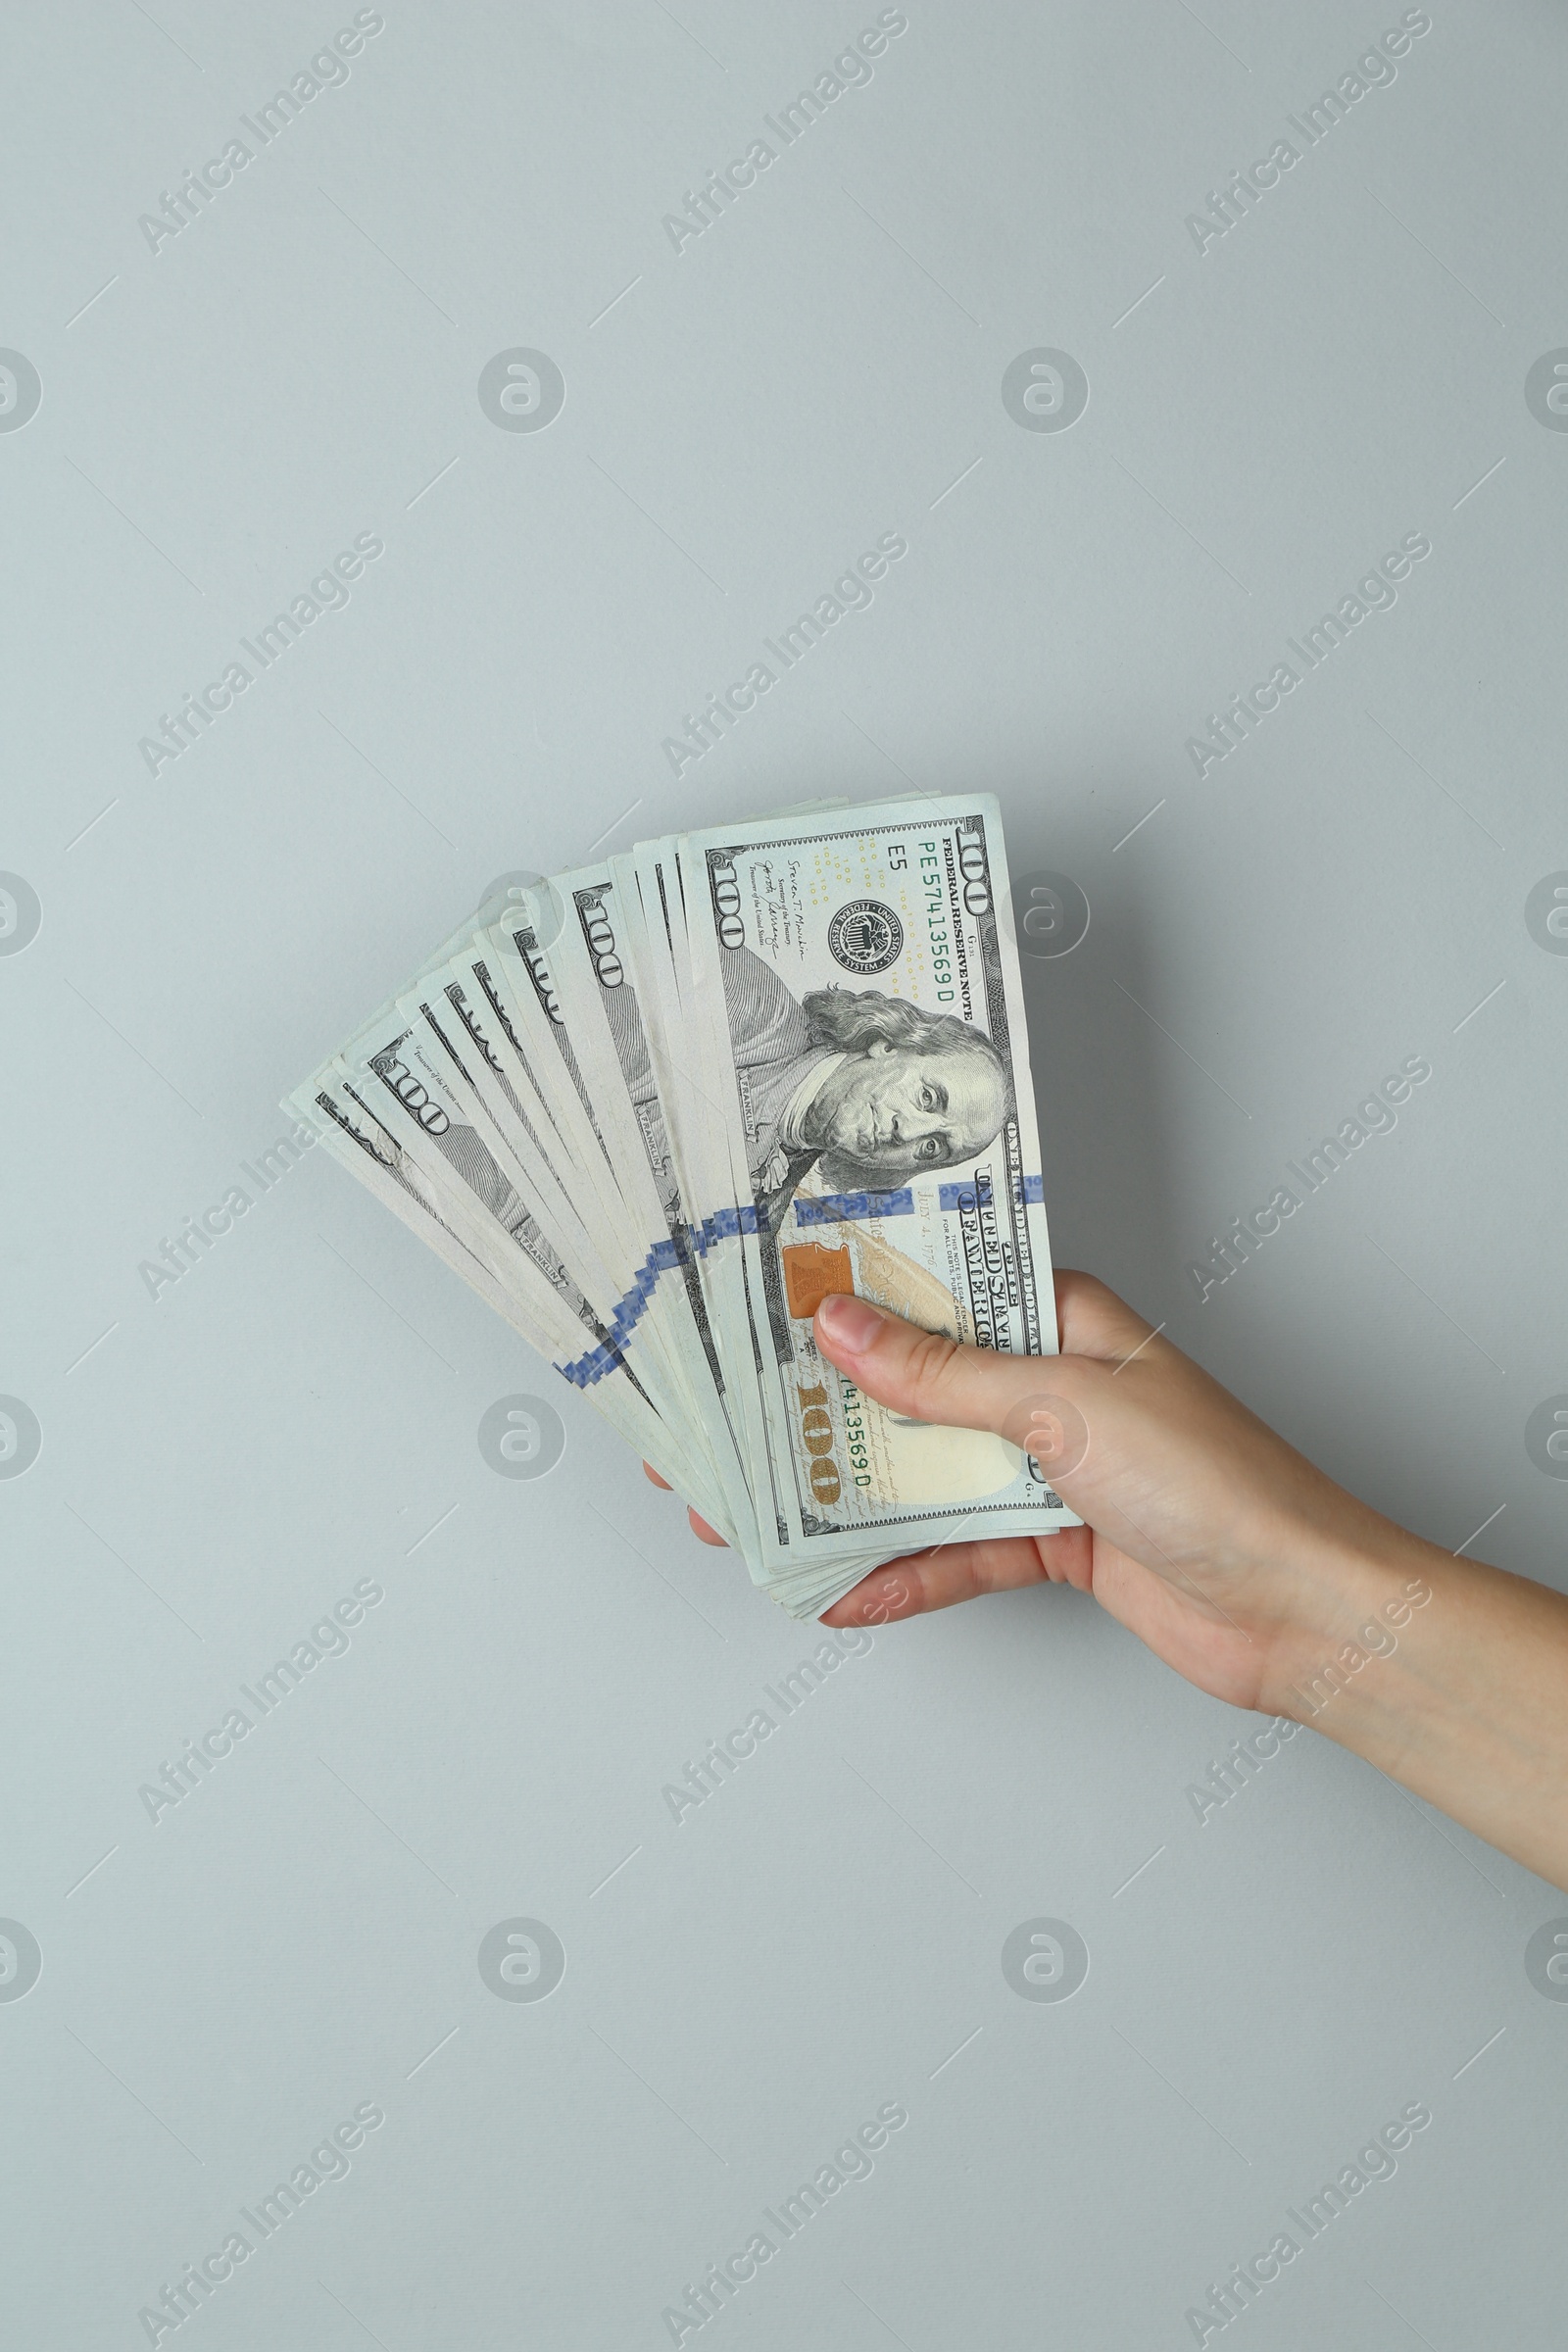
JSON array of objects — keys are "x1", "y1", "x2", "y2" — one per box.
[
  {"x1": 819, "y1": 1528, "x2": 1092, "y2": 1628},
  {"x1": 811, "y1": 1292, "x2": 1106, "y2": 1490}
]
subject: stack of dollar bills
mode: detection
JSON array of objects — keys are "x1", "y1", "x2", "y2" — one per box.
[{"x1": 289, "y1": 796, "x2": 1078, "y2": 1618}]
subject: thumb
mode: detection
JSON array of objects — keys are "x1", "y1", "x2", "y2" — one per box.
[{"x1": 812, "y1": 1294, "x2": 1107, "y2": 1483}]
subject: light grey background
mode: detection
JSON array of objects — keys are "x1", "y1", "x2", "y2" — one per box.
[{"x1": 4, "y1": 2, "x2": 1565, "y2": 2344}]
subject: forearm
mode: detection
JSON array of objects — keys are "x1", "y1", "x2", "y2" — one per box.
[{"x1": 1272, "y1": 1519, "x2": 1568, "y2": 1889}]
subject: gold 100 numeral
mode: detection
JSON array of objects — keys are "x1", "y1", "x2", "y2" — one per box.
[{"x1": 795, "y1": 1383, "x2": 843, "y2": 1505}]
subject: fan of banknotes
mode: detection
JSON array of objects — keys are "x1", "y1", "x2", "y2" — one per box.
[{"x1": 288, "y1": 795, "x2": 1078, "y2": 1618}]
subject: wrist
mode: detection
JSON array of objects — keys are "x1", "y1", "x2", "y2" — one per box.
[{"x1": 1261, "y1": 1509, "x2": 1442, "y2": 1729}]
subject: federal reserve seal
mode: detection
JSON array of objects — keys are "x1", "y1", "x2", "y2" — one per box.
[{"x1": 827, "y1": 899, "x2": 904, "y2": 975}]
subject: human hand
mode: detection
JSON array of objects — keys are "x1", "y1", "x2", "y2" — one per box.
[
  {"x1": 814, "y1": 1272, "x2": 1445, "y2": 1719},
  {"x1": 643, "y1": 1268, "x2": 1568, "y2": 1884},
  {"x1": 649, "y1": 1270, "x2": 1422, "y2": 1721}
]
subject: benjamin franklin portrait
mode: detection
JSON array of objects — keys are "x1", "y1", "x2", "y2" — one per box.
[{"x1": 715, "y1": 945, "x2": 1011, "y2": 1229}]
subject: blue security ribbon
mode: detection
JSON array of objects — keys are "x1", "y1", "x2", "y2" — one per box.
[{"x1": 794, "y1": 1189, "x2": 913, "y2": 1225}]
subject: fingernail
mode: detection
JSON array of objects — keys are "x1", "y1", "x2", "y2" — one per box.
[{"x1": 815, "y1": 1293, "x2": 887, "y2": 1352}]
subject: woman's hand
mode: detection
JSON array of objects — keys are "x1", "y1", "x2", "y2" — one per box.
[
  {"x1": 649, "y1": 1270, "x2": 1418, "y2": 1719},
  {"x1": 807, "y1": 1270, "x2": 1424, "y2": 1722},
  {"x1": 644, "y1": 1268, "x2": 1568, "y2": 1888}
]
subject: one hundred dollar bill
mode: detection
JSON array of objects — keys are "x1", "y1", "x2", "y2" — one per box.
[{"x1": 677, "y1": 795, "x2": 1077, "y2": 1602}]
